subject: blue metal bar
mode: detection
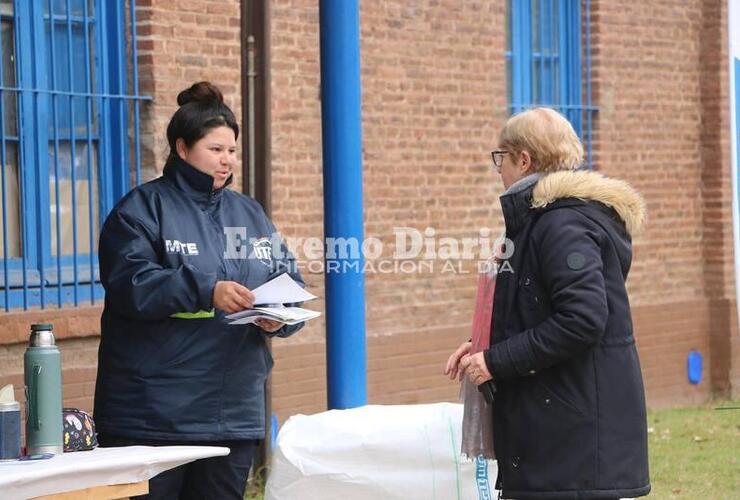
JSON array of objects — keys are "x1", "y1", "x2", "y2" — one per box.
[
  {"x1": 585, "y1": 0, "x2": 593, "y2": 169},
  {"x1": 101, "y1": 0, "x2": 130, "y2": 203},
  {"x1": 507, "y1": 0, "x2": 596, "y2": 167},
  {"x1": 523, "y1": 0, "x2": 532, "y2": 109},
  {"x1": 97, "y1": 0, "x2": 114, "y2": 213},
  {"x1": 47, "y1": 13, "x2": 95, "y2": 24},
  {"x1": 65, "y1": 0, "x2": 79, "y2": 305},
  {"x1": 36, "y1": 9, "x2": 46, "y2": 309},
  {"x1": 552, "y1": 0, "x2": 559, "y2": 106},
  {"x1": 114, "y1": 0, "x2": 126, "y2": 199},
  {"x1": 16, "y1": 0, "x2": 35, "y2": 310},
  {"x1": 548, "y1": 0, "x2": 555, "y2": 104},
  {"x1": 550, "y1": 0, "x2": 556, "y2": 103},
  {"x1": 538, "y1": 0, "x2": 544, "y2": 103},
  {"x1": 511, "y1": 0, "x2": 532, "y2": 113},
  {"x1": 0, "y1": 85, "x2": 151, "y2": 100},
  {"x1": 511, "y1": 0, "x2": 520, "y2": 112},
  {"x1": 575, "y1": 0, "x2": 580, "y2": 118},
  {"x1": 558, "y1": 0, "x2": 567, "y2": 117},
  {"x1": 24, "y1": 1, "x2": 53, "y2": 309},
  {"x1": 82, "y1": 0, "x2": 94, "y2": 303},
  {"x1": 568, "y1": 0, "x2": 575, "y2": 128},
  {"x1": 573, "y1": 0, "x2": 582, "y2": 135},
  {"x1": 319, "y1": 0, "x2": 367, "y2": 409},
  {"x1": 0, "y1": 4, "x2": 9, "y2": 311},
  {"x1": 508, "y1": 102, "x2": 598, "y2": 112},
  {"x1": 130, "y1": 0, "x2": 141, "y2": 187},
  {"x1": 562, "y1": 0, "x2": 581, "y2": 125},
  {"x1": 48, "y1": 0, "x2": 63, "y2": 307}
]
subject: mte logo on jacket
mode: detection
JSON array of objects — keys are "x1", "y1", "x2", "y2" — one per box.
[{"x1": 165, "y1": 239, "x2": 199, "y2": 256}]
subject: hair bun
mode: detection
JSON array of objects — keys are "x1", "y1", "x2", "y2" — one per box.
[{"x1": 176, "y1": 81, "x2": 224, "y2": 106}]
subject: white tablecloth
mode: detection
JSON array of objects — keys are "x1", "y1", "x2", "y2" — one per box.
[{"x1": 0, "y1": 445, "x2": 230, "y2": 499}]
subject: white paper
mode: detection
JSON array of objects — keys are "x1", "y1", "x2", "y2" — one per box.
[
  {"x1": 253, "y1": 273, "x2": 317, "y2": 305},
  {"x1": 227, "y1": 306, "x2": 321, "y2": 326}
]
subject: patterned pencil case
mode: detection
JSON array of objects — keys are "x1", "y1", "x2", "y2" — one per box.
[{"x1": 63, "y1": 407, "x2": 98, "y2": 452}]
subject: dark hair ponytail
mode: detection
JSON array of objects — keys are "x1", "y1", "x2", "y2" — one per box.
[{"x1": 165, "y1": 81, "x2": 239, "y2": 168}]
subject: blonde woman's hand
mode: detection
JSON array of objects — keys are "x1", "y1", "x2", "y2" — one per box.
[
  {"x1": 459, "y1": 352, "x2": 493, "y2": 386},
  {"x1": 443, "y1": 341, "x2": 472, "y2": 381}
]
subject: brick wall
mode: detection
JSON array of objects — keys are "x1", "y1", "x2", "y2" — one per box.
[
  {"x1": 696, "y1": 0, "x2": 740, "y2": 398},
  {"x1": 587, "y1": 0, "x2": 740, "y2": 403},
  {"x1": 269, "y1": 0, "x2": 506, "y2": 340},
  {"x1": 590, "y1": 0, "x2": 706, "y2": 304}
]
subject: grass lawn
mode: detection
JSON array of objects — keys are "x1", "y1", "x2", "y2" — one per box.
[
  {"x1": 245, "y1": 400, "x2": 739, "y2": 500},
  {"x1": 245, "y1": 467, "x2": 266, "y2": 500},
  {"x1": 245, "y1": 485, "x2": 264, "y2": 500},
  {"x1": 647, "y1": 399, "x2": 740, "y2": 498}
]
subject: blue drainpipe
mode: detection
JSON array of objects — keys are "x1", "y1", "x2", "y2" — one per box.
[{"x1": 319, "y1": 0, "x2": 367, "y2": 409}]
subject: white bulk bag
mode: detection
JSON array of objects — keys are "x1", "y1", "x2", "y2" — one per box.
[{"x1": 265, "y1": 402, "x2": 498, "y2": 500}]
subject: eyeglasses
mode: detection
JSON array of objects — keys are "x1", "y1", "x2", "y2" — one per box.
[{"x1": 491, "y1": 150, "x2": 509, "y2": 172}]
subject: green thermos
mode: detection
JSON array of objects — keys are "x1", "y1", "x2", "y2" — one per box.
[{"x1": 24, "y1": 323, "x2": 63, "y2": 455}]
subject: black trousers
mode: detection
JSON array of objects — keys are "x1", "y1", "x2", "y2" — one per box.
[{"x1": 98, "y1": 434, "x2": 257, "y2": 500}]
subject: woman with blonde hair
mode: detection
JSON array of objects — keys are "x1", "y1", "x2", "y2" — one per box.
[{"x1": 445, "y1": 108, "x2": 650, "y2": 499}]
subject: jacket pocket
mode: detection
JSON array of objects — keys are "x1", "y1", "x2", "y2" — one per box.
[
  {"x1": 506, "y1": 377, "x2": 597, "y2": 492},
  {"x1": 538, "y1": 381, "x2": 587, "y2": 417}
]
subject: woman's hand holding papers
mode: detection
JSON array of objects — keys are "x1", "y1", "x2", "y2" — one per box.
[
  {"x1": 214, "y1": 281, "x2": 255, "y2": 313},
  {"x1": 223, "y1": 274, "x2": 321, "y2": 326},
  {"x1": 255, "y1": 318, "x2": 285, "y2": 332}
]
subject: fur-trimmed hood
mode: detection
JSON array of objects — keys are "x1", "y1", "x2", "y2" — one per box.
[{"x1": 531, "y1": 170, "x2": 647, "y2": 235}]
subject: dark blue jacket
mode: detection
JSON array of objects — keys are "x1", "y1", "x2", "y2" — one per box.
[
  {"x1": 484, "y1": 171, "x2": 650, "y2": 499},
  {"x1": 94, "y1": 157, "x2": 303, "y2": 441}
]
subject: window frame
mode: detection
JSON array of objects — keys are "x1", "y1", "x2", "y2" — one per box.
[
  {"x1": 1, "y1": 0, "x2": 143, "y2": 310},
  {"x1": 506, "y1": 0, "x2": 595, "y2": 166}
]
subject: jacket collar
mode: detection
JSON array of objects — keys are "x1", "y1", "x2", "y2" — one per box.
[
  {"x1": 163, "y1": 156, "x2": 233, "y2": 209},
  {"x1": 499, "y1": 173, "x2": 542, "y2": 237}
]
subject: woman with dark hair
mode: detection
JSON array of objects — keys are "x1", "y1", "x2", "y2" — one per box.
[{"x1": 94, "y1": 82, "x2": 303, "y2": 499}]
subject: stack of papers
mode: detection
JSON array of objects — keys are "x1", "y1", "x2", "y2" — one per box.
[
  {"x1": 226, "y1": 305, "x2": 320, "y2": 326},
  {"x1": 226, "y1": 274, "x2": 321, "y2": 326}
]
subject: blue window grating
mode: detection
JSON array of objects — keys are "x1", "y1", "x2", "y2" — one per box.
[
  {"x1": 0, "y1": 0, "x2": 151, "y2": 311},
  {"x1": 506, "y1": 0, "x2": 596, "y2": 169}
]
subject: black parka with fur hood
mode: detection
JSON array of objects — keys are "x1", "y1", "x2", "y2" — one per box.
[{"x1": 484, "y1": 170, "x2": 650, "y2": 499}]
